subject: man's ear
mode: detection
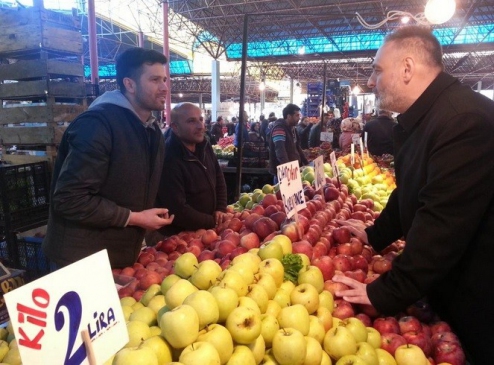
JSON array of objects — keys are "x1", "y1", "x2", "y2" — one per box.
[
  {"x1": 123, "y1": 77, "x2": 136, "y2": 94},
  {"x1": 402, "y1": 56, "x2": 415, "y2": 84}
]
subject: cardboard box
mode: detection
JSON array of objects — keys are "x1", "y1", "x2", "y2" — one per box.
[{"x1": 0, "y1": 268, "x2": 26, "y2": 325}]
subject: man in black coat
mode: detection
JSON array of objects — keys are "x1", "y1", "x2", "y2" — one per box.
[
  {"x1": 361, "y1": 109, "x2": 396, "y2": 156},
  {"x1": 333, "y1": 26, "x2": 494, "y2": 364}
]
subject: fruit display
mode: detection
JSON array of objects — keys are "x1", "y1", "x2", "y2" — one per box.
[
  {"x1": 213, "y1": 136, "x2": 236, "y2": 159},
  {"x1": 303, "y1": 141, "x2": 333, "y2": 163}
]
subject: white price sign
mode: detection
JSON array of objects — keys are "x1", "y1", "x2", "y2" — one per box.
[
  {"x1": 5, "y1": 250, "x2": 128, "y2": 365},
  {"x1": 319, "y1": 132, "x2": 333, "y2": 142},
  {"x1": 351, "y1": 133, "x2": 361, "y2": 145},
  {"x1": 277, "y1": 160, "x2": 307, "y2": 218},
  {"x1": 330, "y1": 151, "x2": 339, "y2": 179},
  {"x1": 313, "y1": 155, "x2": 325, "y2": 192}
]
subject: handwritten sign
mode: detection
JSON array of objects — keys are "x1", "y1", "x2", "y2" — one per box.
[
  {"x1": 313, "y1": 155, "x2": 325, "y2": 192},
  {"x1": 351, "y1": 133, "x2": 361, "y2": 146},
  {"x1": 5, "y1": 250, "x2": 128, "y2": 365},
  {"x1": 320, "y1": 132, "x2": 333, "y2": 142},
  {"x1": 330, "y1": 151, "x2": 341, "y2": 191},
  {"x1": 277, "y1": 160, "x2": 307, "y2": 218}
]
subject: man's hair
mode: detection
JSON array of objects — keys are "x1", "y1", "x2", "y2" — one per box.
[
  {"x1": 171, "y1": 102, "x2": 198, "y2": 126},
  {"x1": 384, "y1": 25, "x2": 443, "y2": 70},
  {"x1": 378, "y1": 109, "x2": 393, "y2": 117},
  {"x1": 283, "y1": 103, "x2": 301, "y2": 119},
  {"x1": 116, "y1": 47, "x2": 167, "y2": 92}
]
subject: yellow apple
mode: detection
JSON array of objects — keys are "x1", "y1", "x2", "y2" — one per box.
[
  {"x1": 355, "y1": 341, "x2": 379, "y2": 365},
  {"x1": 259, "y1": 259, "x2": 284, "y2": 287},
  {"x1": 197, "y1": 324, "x2": 234, "y2": 365},
  {"x1": 394, "y1": 344, "x2": 429, "y2": 365},
  {"x1": 129, "y1": 306, "x2": 157, "y2": 326},
  {"x1": 318, "y1": 290, "x2": 335, "y2": 313},
  {"x1": 0, "y1": 341, "x2": 9, "y2": 362},
  {"x1": 126, "y1": 320, "x2": 152, "y2": 348},
  {"x1": 323, "y1": 326, "x2": 357, "y2": 360},
  {"x1": 278, "y1": 280, "x2": 296, "y2": 295},
  {"x1": 179, "y1": 341, "x2": 221, "y2": 365},
  {"x1": 208, "y1": 285, "x2": 239, "y2": 322},
  {"x1": 231, "y1": 252, "x2": 261, "y2": 274},
  {"x1": 161, "y1": 274, "x2": 181, "y2": 294},
  {"x1": 160, "y1": 304, "x2": 199, "y2": 348},
  {"x1": 227, "y1": 345, "x2": 257, "y2": 365},
  {"x1": 189, "y1": 260, "x2": 222, "y2": 290},
  {"x1": 122, "y1": 305, "x2": 134, "y2": 321},
  {"x1": 272, "y1": 328, "x2": 307, "y2": 365},
  {"x1": 307, "y1": 315, "x2": 326, "y2": 344},
  {"x1": 165, "y1": 278, "x2": 198, "y2": 309},
  {"x1": 246, "y1": 284, "x2": 269, "y2": 313},
  {"x1": 321, "y1": 350, "x2": 332, "y2": 365},
  {"x1": 149, "y1": 326, "x2": 161, "y2": 337},
  {"x1": 271, "y1": 234, "x2": 293, "y2": 254},
  {"x1": 297, "y1": 266, "x2": 324, "y2": 293},
  {"x1": 147, "y1": 294, "x2": 166, "y2": 315},
  {"x1": 217, "y1": 269, "x2": 248, "y2": 297},
  {"x1": 314, "y1": 307, "x2": 333, "y2": 332},
  {"x1": 258, "y1": 240, "x2": 284, "y2": 261},
  {"x1": 277, "y1": 304, "x2": 310, "y2": 336},
  {"x1": 366, "y1": 327, "x2": 382, "y2": 349},
  {"x1": 226, "y1": 306, "x2": 262, "y2": 345},
  {"x1": 290, "y1": 283, "x2": 320, "y2": 314},
  {"x1": 254, "y1": 273, "x2": 277, "y2": 300},
  {"x1": 375, "y1": 348, "x2": 397, "y2": 365},
  {"x1": 113, "y1": 346, "x2": 158, "y2": 365},
  {"x1": 272, "y1": 289, "x2": 291, "y2": 309},
  {"x1": 229, "y1": 262, "x2": 256, "y2": 286},
  {"x1": 183, "y1": 290, "x2": 220, "y2": 329},
  {"x1": 304, "y1": 336, "x2": 323, "y2": 365},
  {"x1": 260, "y1": 313, "x2": 280, "y2": 348},
  {"x1": 140, "y1": 283, "x2": 162, "y2": 306},
  {"x1": 238, "y1": 296, "x2": 262, "y2": 315},
  {"x1": 120, "y1": 296, "x2": 137, "y2": 307},
  {"x1": 335, "y1": 354, "x2": 367, "y2": 365},
  {"x1": 341, "y1": 317, "x2": 368, "y2": 343},
  {"x1": 174, "y1": 252, "x2": 199, "y2": 279},
  {"x1": 265, "y1": 299, "x2": 282, "y2": 318},
  {"x1": 247, "y1": 334, "x2": 266, "y2": 364},
  {"x1": 140, "y1": 335, "x2": 173, "y2": 364}
]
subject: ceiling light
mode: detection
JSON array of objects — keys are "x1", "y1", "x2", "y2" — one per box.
[
  {"x1": 178, "y1": 93, "x2": 183, "y2": 98},
  {"x1": 298, "y1": 46, "x2": 305, "y2": 55},
  {"x1": 352, "y1": 85, "x2": 362, "y2": 95},
  {"x1": 259, "y1": 81, "x2": 265, "y2": 91},
  {"x1": 401, "y1": 16, "x2": 410, "y2": 24},
  {"x1": 425, "y1": 0, "x2": 456, "y2": 24}
]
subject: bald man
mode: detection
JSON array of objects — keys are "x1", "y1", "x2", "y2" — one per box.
[{"x1": 155, "y1": 102, "x2": 227, "y2": 236}]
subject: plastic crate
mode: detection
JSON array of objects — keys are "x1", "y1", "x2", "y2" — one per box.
[
  {"x1": 0, "y1": 162, "x2": 50, "y2": 232},
  {"x1": 14, "y1": 235, "x2": 51, "y2": 282}
]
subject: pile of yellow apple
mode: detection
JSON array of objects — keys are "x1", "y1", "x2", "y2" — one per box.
[{"x1": 103, "y1": 240, "x2": 432, "y2": 365}]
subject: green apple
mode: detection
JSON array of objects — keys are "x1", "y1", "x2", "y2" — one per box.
[
  {"x1": 290, "y1": 283, "x2": 320, "y2": 314},
  {"x1": 225, "y1": 306, "x2": 262, "y2": 345},
  {"x1": 208, "y1": 285, "x2": 239, "y2": 323},
  {"x1": 318, "y1": 290, "x2": 335, "y2": 313},
  {"x1": 140, "y1": 335, "x2": 173, "y2": 364},
  {"x1": 189, "y1": 260, "x2": 222, "y2": 290},
  {"x1": 335, "y1": 354, "x2": 367, "y2": 365},
  {"x1": 323, "y1": 326, "x2": 357, "y2": 360},
  {"x1": 246, "y1": 284, "x2": 269, "y2": 313},
  {"x1": 260, "y1": 313, "x2": 280, "y2": 348},
  {"x1": 174, "y1": 252, "x2": 199, "y2": 279},
  {"x1": 272, "y1": 328, "x2": 307, "y2": 365},
  {"x1": 254, "y1": 273, "x2": 277, "y2": 300},
  {"x1": 258, "y1": 240, "x2": 284, "y2": 261},
  {"x1": 321, "y1": 350, "x2": 332, "y2": 365},
  {"x1": 160, "y1": 304, "x2": 199, "y2": 348},
  {"x1": 229, "y1": 262, "x2": 256, "y2": 286},
  {"x1": 227, "y1": 345, "x2": 257, "y2": 365},
  {"x1": 0, "y1": 340, "x2": 9, "y2": 362},
  {"x1": 165, "y1": 278, "x2": 198, "y2": 309},
  {"x1": 277, "y1": 304, "x2": 310, "y2": 336},
  {"x1": 341, "y1": 317, "x2": 367, "y2": 343},
  {"x1": 307, "y1": 315, "x2": 326, "y2": 344},
  {"x1": 179, "y1": 341, "x2": 221, "y2": 365},
  {"x1": 122, "y1": 305, "x2": 134, "y2": 321},
  {"x1": 132, "y1": 301, "x2": 145, "y2": 310},
  {"x1": 278, "y1": 280, "x2": 295, "y2": 295},
  {"x1": 147, "y1": 294, "x2": 166, "y2": 315},
  {"x1": 197, "y1": 324, "x2": 234, "y2": 365},
  {"x1": 366, "y1": 327, "x2": 382, "y2": 349},
  {"x1": 183, "y1": 290, "x2": 220, "y2": 329},
  {"x1": 394, "y1": 344, "x2": 429, "y2": 365},
  {"x1": 112, "y1": 346, "x2": 158, "y2": 365},
  {"x1": 149, "y1": 326, "x2": 161, "y2": 337},
  {"x1": 355, "y1": 341, "x2": 379, "y2": 365},
  {"x1": 375, "y1": 348, "x2": 398, "y2": 365},
  {"x1": 271, "y1": 234, "x2": 293, "y2": 254},
  {"x1": 120, "y1": 296, "x2": 137, "y2": 307},
  {"x1": 238, "y1": 296, "x2": 262, "y2": 315},
  {"x1": 259, "y1": 259, "x2": 284, "y2": 287},
  {"x1": 272, "y1": 289, "x2": 291, "y2": 309},
  {"x1": 161, "y1": 274, "x2": 181, "y2": 294},
  {"x1": 303, "y1": 336, "x2": 323, "y2": 365},
  {"x1": 231, "y1": 252, "x2": 262, "y2": 274},
  {"x1": 247, "y1": 334, "x2": 266, "y2": 364},
  {"x1": 126, "y1": 320, "x2": 152, "y2": 348},
  {"x1": 217, "y1": 269, "x2": 248, "y2": 297},
  {"x1": 140, "y1": 283, "x2": 162, "y2": 306},
  {"x1": 157, "y1": 305, "x2": 171, "y2": 323},
  {"x1": 297, "y1": 266, "x2": 324, "y2": 293},
  {"x1": 265, "y1": 299, "x2": 282, "y2": 318},
  {"x1": 129, "y1": 306, "x2": 157, "y2": 326}
]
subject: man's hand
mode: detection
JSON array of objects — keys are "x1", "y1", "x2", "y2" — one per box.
[
  {"x1": 214, "y1": 211, "x2": 225, "y2": 227},
  {"x1": 128, "y1": 208, "x2": 174, "y2": 230},
  {"x1": 336, "y1": 219, "x2": 369, "y2": 244},
  {"x1": 332, "y1": 274, "x2": 372, "y2": 306}
]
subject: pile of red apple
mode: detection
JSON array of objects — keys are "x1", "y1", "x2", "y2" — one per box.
[{"x1": 113, "y1": 183, "x2": 467, "y2": 365}]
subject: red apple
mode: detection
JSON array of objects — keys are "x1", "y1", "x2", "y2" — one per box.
[
  {"x1": 380, "y1": 333, "x2": 407, "y2": 356},
  {"x1": 349, "y1": 237, "x2": 364, "y2": 255},
  {"x1": 121, "y1": 267, "x2": 135, "y2": 277},
  {"x1": 251, "y1": 204, "x2": 265, "y2": 216},
  {"x1": 398, "y1": 316, "x2": 422, "y2": 335},
  {"x1": 343, "y1": 269, "x2": 366, "y2": 283},
  {"x1": 324, "y1": 186, "x2": 340, "y2": 201},
  {"x1": 138, "y1": 270, "x2": 162, "y2": 290},
  {"x1": 230, "y1": 246, "x2": 249, "y2": 259},
  {"x1": 352, "y1": 255, "x2": 369, "y2": 273},
  {"x1": 333, "y1": 254, "x2": 354, "y2": 272},
  {"x1": 373, "y1": 316, "x2": 400, "y2": 335},
  {"x1": 228, "y1": 217, "x2": 243, "y2": 232},
  {"x1": 201, "y1": 229, "x2": 218, "y2": 247},
  {"x1": 433, "y1": 340, "x2": 466, "y2": 365},
  {"x1": 430, "y1": 321, "x2": 452, "y2": 335},
  {"x1": 324, "y1": 279, "x2": 349, "y2": 296},
  {"x1": 281, "y1": 221, "x2": 301, "y2": 242},
  {"x1": 311, "y1": 242, "x2": 328, "y2": 259},
  {"x1": 216, "y1": 240, "x2": 237, "y2": 257},
  {"x1": 312, "y1": 256, "x2": 335, "y2": 281},
  {"x1": 198, "y1": 249, "x2": 215, "y2": 262},
  {"x1": 431, "y1": 331, "x2": 460, "y2": 347},
  {"x1": 137, "y1": 252, "x2": 155, "y2": 267},
  {"x1": 332, "y1": 299, "x2": 355, "y2": 319},
  {"x1": 402, "y1": 331, "x2": 432, "y2": 356},
  {"x1": 372, "y1": 257, "x2": 392, "y2": 274},
  {"x1": 225, "y1": 232, "x2": 241, "y2": 246},
  {"x1": 240, "y1": 232, "x2": 261, "y2": 249},
  {"x1": 292, "y1": 240, "x2": 314, "y2": 260},
  {"x1": 261, "y1": 193, "x2": 278, "y2": 209},
  {"x1": 245, "y1": 213, "x2": 262, "y2": 230},
  {"x1": 270, "y1": 211, "x2": 287, "y2": 227},
  {"x1": 168, "y1": 251, "x2": 180, "y2": 261},
  {"x1": 355, "y1": 313, "x2": 373, "y2": 327},
  {"x1": 252, "y1": 217, "x2": 278, "y2": 239},
  {"x1": 332, "y1": 227, "x2": 352, "y2": 244}
]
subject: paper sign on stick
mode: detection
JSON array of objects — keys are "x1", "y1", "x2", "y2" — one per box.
[
  {"x1": 277, "y1": 160, "x2": 307, "y2": 219},
  {"x1": 5, "y1": 250, "x2": 128, "y2": 365},
  {"x1": 313, "y1": 155, "x2": 325, "y2": 192},
  {"x1": 320, "y1": 132, "x2": 333, "y2": 142},
  {"x1": 359, "y1": 137, "x2": 365, "y2": 162}
]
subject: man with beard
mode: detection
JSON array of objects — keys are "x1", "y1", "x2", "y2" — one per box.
[
  {"x1": 43, "y1": 48, "x2": 174, "y2": 269},
  {"x1": 155, "y1": 102, "x2": 227, "y2": 236},
  {"x1": 332, "y1": 26, "x2": 494, "y2": 364}
]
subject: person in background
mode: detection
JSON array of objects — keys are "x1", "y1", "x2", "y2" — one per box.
[
  {"x1": 268, "y1": 103, "x2": 309, "y2": 180},
  {"x1": 259, "y1": 114, "x2": 268, "y2": 140},
  {"x1": 248, "y1": 121, "x2": 263, "y2": 142},
  {"x1": 42, "y1": 47, "x2": 174, "y2": 269},
  {"x1": 308, "y1": 111, "x2": 333, "y2": 148},
  {"x1": 338, "y1": 117, "x2": 356, "y2": 153},
  {"x1": 155, "y1": 102, "x2": 227, "y2": 237},
  {"x1": 332, "y1": 25, "x2": 494, "y2": 364},
  {"x1": 361, "y1": 109, "x2": 396, "y2": 156},
  {"x1": 210, "y1": 116, "x2": 224, "y2": 145},
  {"x1": 330, "y1": 107, "x2": 342, "y2": 149},
  {"x1": 296, "y1": 116, "x2": 313, "y2": 150},
  {"x1": 227, "y1": 117, "x2": 236, "y2": 136},
  {"x1": 234, "y1": 112, "x2": 249, "y2": 147}
]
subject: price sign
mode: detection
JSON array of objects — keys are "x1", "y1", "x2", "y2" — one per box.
[
  {"x1": 5, "y1": 250, "x2": 128, "y2": 365},
  {"x1": 277, "y1": 160, "x2": 307, "y2": 218},
  {"x1": 330, "y1": 151, "x2": 339, "y2": 178},
  {"x1": 359, "y1": 137, "x2": 365, "y2": 162},
  {"x1": 313, "y1": 155, "x2": 325, "y2": 192},
  {"x1": 319, "y1": 132, "x2": 333, "y2": 142},
  {"x1": 351, "y1": 143, "x2": 355, "y2": 165},
  {"x1": 351, "y1": 133, "x2": 361, "y2": 145},
  {"x1": 364, "y1": 131, "x2": 368, "y2": 148}
]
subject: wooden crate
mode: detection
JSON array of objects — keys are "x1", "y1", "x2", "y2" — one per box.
[{"x1": 0, "y1": 7, "x2": 81, "y2": 57}]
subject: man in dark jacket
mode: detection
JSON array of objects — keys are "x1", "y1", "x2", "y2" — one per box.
[
  {"x1": 42, "y1": 48, "x2": 174, "y2": 269},
  {"x1": 268, "y1": 103, "x2": 309, "y2": 178},
  {"x1": 333, "y1": 26, "x2": 494, "y2": 364},
  {"x1": 361, "y1": 109, "x2": 396, "y2": 156},
  {"x1": 296, "y1": 116, "x2": 313, "y2": 150},
  {"x1": 155, "y1": 102, "x2": 227, "y2": 236}
]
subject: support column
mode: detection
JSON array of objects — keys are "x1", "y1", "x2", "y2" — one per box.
[
  {"x1": 88, "y1": 0, "x2": 99, "y2": 85},
  {"x1": 211, "y1": 60, "x2": 221, "y2": 121},
  {"x1": 290, "y1": 78, "x2": 294, "y2": 104},
  {"x1": 162, "y1": 1, "x2": 172, "y2": 126}
]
